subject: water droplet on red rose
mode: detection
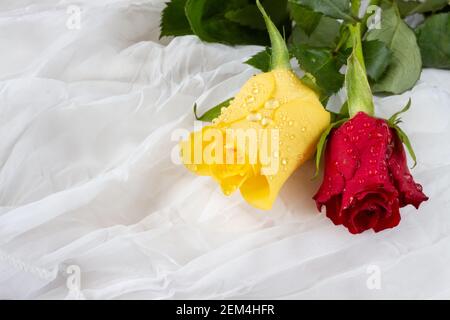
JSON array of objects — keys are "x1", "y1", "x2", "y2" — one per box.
[{"x1": 416, "y1": 183, "x2": 423, "y2": 191}]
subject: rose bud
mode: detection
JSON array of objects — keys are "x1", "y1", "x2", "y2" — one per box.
[
  {"x1": 314, "y1": 112, "x2": 428, "y2": 234},
  {"x1": 180, "y1": 1, "x2": 330, "y2": 210},
  {"x1": 313, "y1": 23, "x2": 428, "y2": 234}
]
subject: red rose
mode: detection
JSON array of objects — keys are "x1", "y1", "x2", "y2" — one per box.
[{"x1": 314, "y1": 112, "x2": 428, "y2": 234}]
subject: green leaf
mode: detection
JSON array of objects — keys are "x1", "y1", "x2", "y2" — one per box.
[
  {"x1": 225, "y1": 0, "x2": 289, "y2": 31},
  {"x1": 363, "y1": 39, "x2": 393, "y2": 82},
  {"x1": 335, "y1": 46, "x2": 352, "y2": 66},
  {"x1": 314, "y1": 118, "x2": 348, "y2": 177},
  {"x1": 288, "y1": 0, "x2": 355, "y2": 22},
  {"x1": 291, "y1": 15, "x2": 341, "y2": 48},
  {"x1": 160, "y1": 0, "x2": 193, "y2": 37},
  {"x1": 392, "y1": 124, "x2": 417, "y2": 168},
  {"x1": 245, "y1": 48, "x2": 272, "y2": 72},
  {"x1": 225, "y1": 5, "x2": 267, "y2": 30},
  {"x1": 288, "y1": 2, "x2": 322, "y2": 36},
  {"x1": 291, "y1": 45, "x2": 345, "y2": 99},
  {"x1": 366, "y1": 4, "x2": 422, "y2": 94},
  {"x1": 388, "y1": 98, "x2": 412, "y2": 126},
  {"x1": 397, "y1": 0, "x2": 448, "y2": 17},
  {"x1": 346, "y1": 24, "x2": 374, "y2": 118},
  {"x1": 194, "y1": 98, "x2": 233, "y2": 122},
  {"x1": 185, "y1": 0, "x2": 270, "y2": 45},
  {"x1": 416, "y1": 13, "x2": 450, "y2": 70},
  {"x1": 258, "y1": 0, "x2": 290, "y2": 27},
  {"x1": 184, "y1": 0, "x2": 291, "y2": 46}
]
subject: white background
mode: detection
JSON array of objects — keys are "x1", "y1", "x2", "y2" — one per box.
[{"x1": 0, "y1": 0, "x2": 450, "y2": 299}]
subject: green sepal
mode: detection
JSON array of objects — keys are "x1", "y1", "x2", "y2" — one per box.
[
  {"x1": 346, "y1": 23, "x2": 374, "y2": 117},
  {"x1": 388, "y1": 98, "x2": 411, "y2": 126},
  {"x1": 387, "y1": 98, "x2": 417, "y2": 168},
  {"x1": 329, "y1": 101, "x2": 349, "y2": 122},
  {"x1": 256, "y1": 0, "x2": 291, "y2": 70},
  {"x1": 193, "y1": 98, "x2": 233, "y2": 122},
  {"x1": 391, "y1": 124, "x2": 417, "y2": 169}
]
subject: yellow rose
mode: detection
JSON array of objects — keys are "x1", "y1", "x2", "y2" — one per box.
[{"x1": 179, "y1": 0, "x2": 330, "y2": 210}]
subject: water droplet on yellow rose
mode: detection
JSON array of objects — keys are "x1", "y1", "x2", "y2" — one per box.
[
  {"x1": 261, "y1": 117, "x2": 273, "y2": 127},
  {"x1": 245, "y1": 95, "x2": 255, "y2": 104},
  {"x1": 247, "y1": 112, "x2": 262, "y2": 122},
  {"x1": 264, "y1": 99, "x2": 280, "y2": 110}
]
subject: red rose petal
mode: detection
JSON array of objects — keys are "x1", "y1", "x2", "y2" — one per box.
[{"x1": 387, "y1": 130, "x2": 429, "y2": 209}]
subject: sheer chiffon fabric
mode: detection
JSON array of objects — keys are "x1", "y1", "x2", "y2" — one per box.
[{"x1": 0, "y1": 0, "x2": 450, "y2": 299}]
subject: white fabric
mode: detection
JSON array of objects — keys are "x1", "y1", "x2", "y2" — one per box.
[{"x1": 0, "y1": 0, "x2": 450, "y2": 300}]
